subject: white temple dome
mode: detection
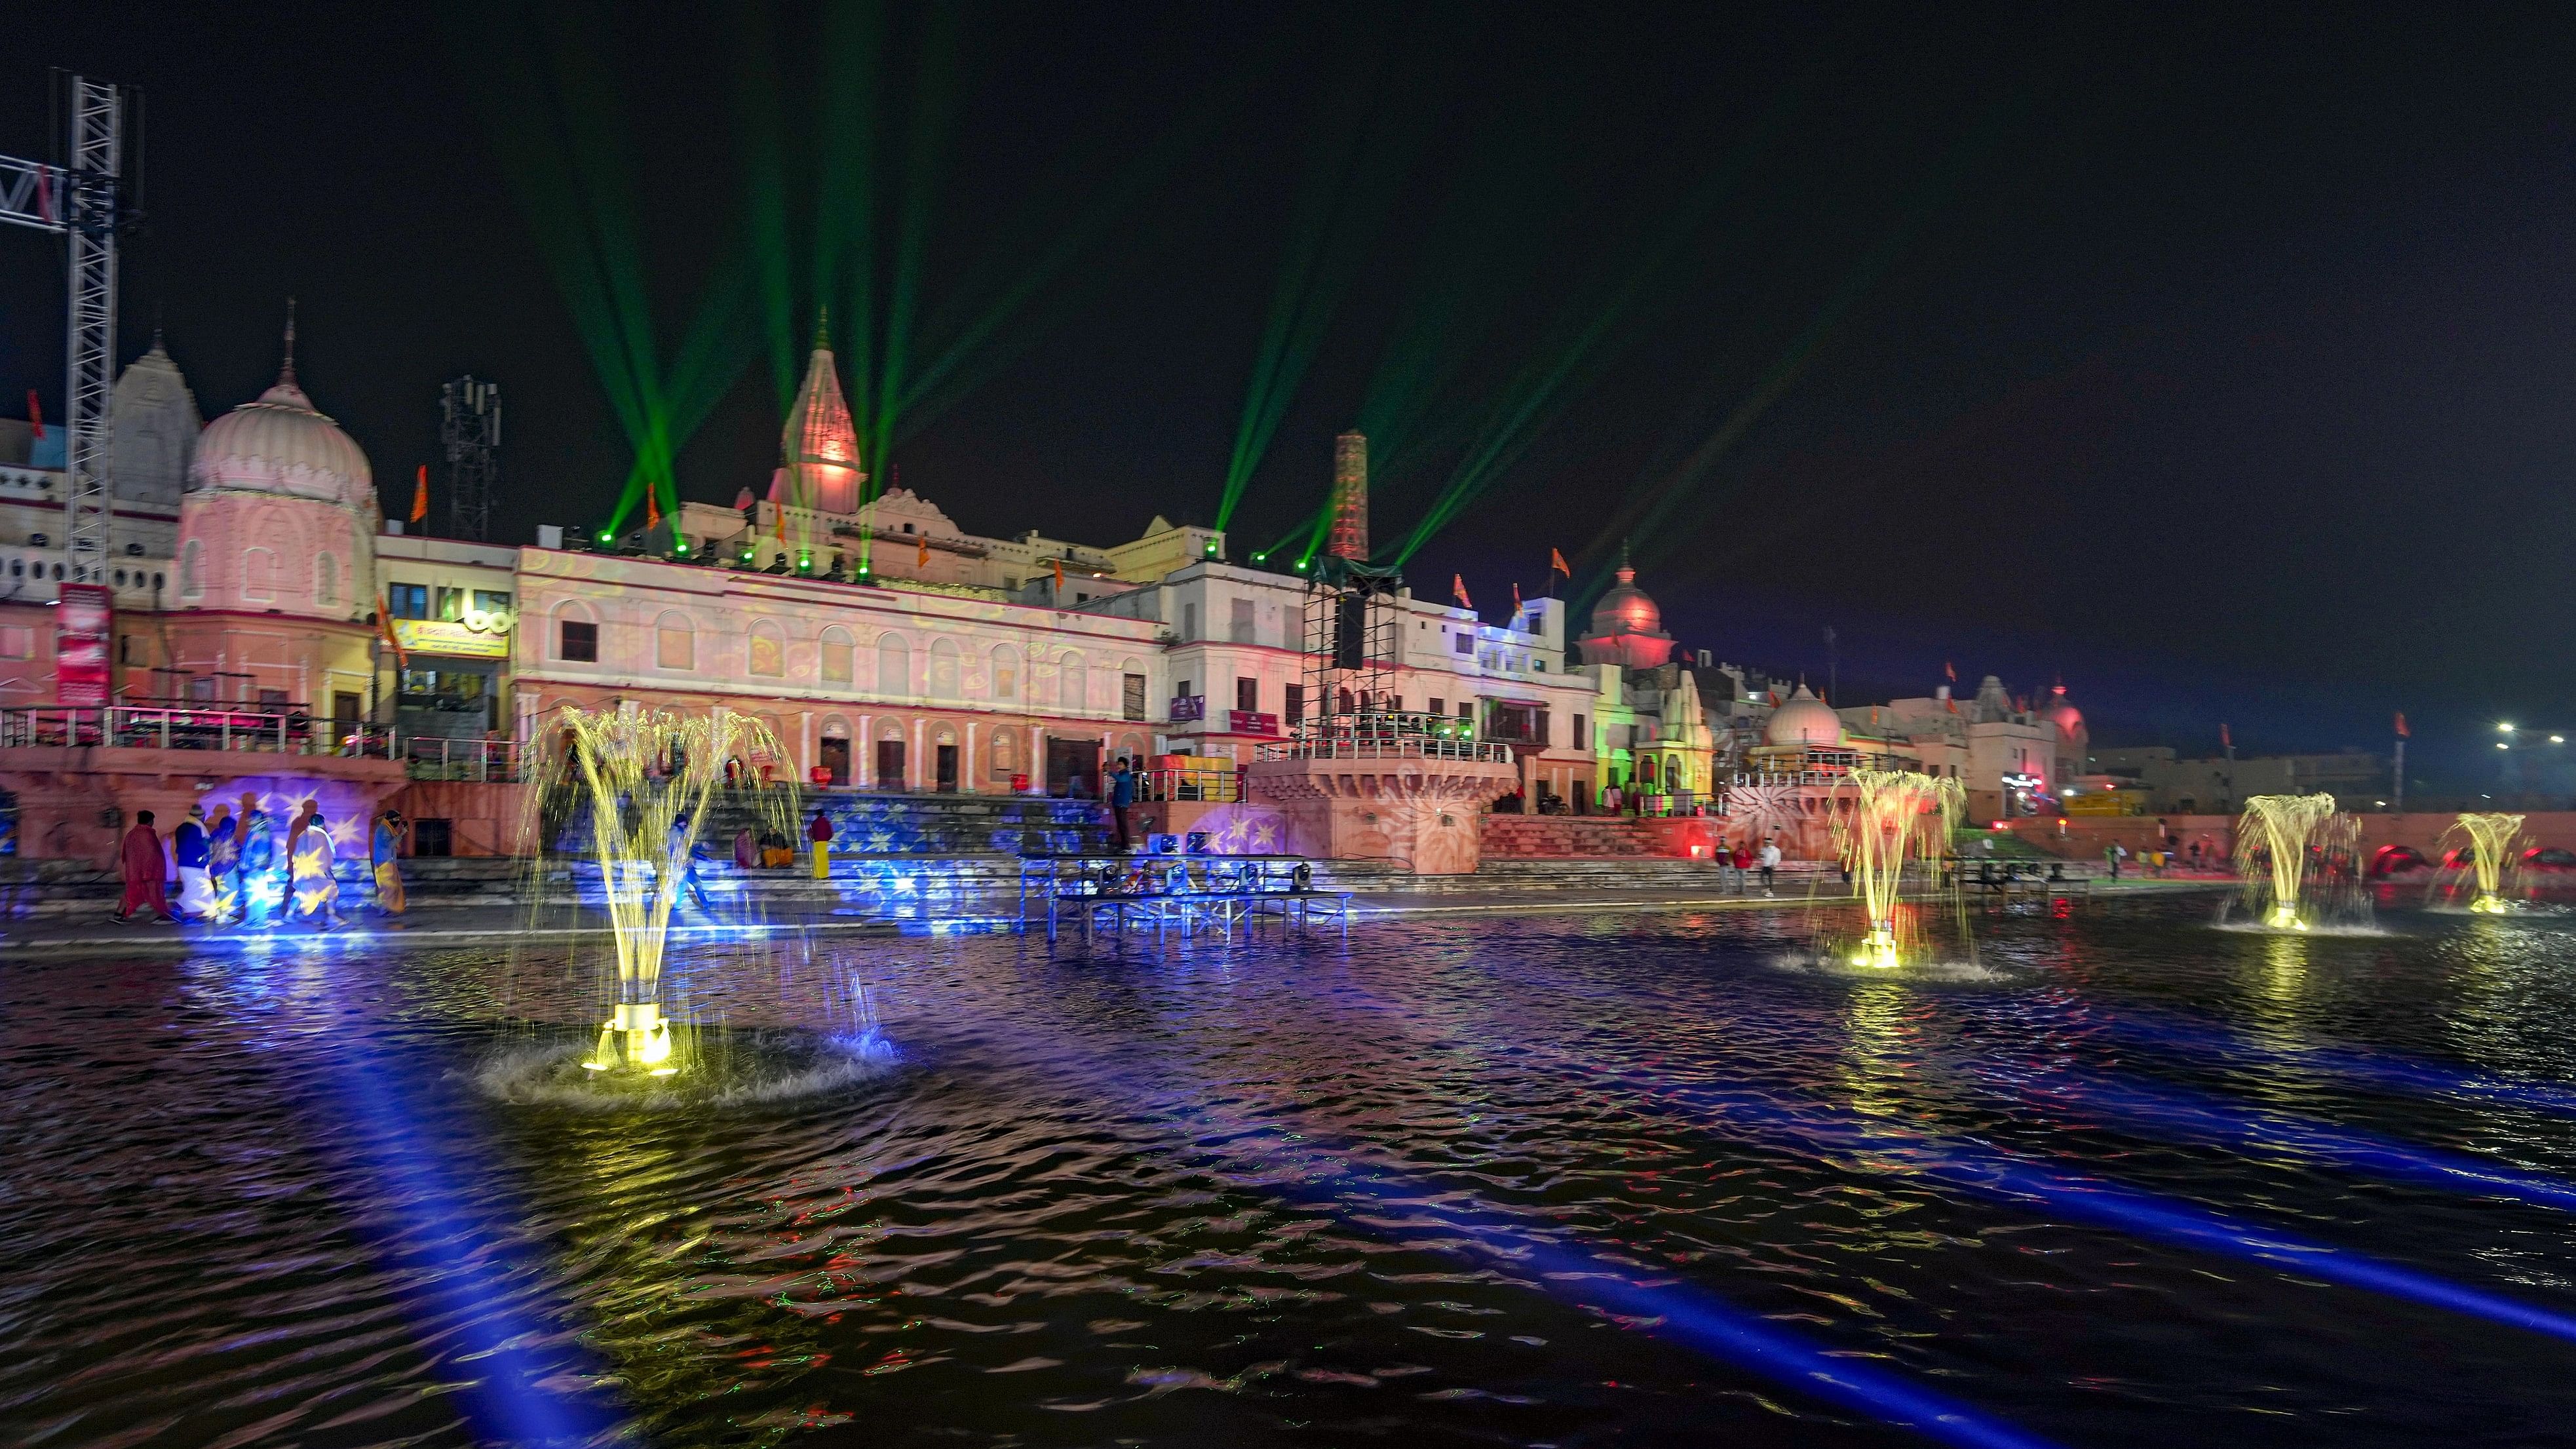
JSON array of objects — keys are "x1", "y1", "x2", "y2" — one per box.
[
  {"x1": 189, "y1": 372, "x2": 372, "y2": 511},
  {"x1": 1766, "y1": 684, "x2": 1843, "y2": 746}
]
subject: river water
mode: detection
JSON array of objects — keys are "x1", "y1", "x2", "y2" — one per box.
[{"x1": 8, "y1": 893, "x2": 2576, "y2": 1447}]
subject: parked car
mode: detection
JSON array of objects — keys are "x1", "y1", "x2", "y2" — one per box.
[
  {"x1": 2522, "y1": 847, "x2": 2576, "y2": 870},
  {"x1": 2371, "y1": 844, "x2": 2432, "y2": 877}
]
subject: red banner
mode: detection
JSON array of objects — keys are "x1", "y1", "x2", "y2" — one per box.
[{"x1": 56, "y1": 582, "x2": 112, "y2": 706}]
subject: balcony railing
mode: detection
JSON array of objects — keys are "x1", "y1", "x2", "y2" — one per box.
[
  {"x1": 1257, "y1": 736, "x2": 1513, "y2": 764},
  {"x1": 0, "y1": 705, "x2": 528, "y2": 781}
]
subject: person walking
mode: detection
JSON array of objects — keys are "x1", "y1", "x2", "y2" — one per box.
[
  {"x1": 2105, "y1": 842, "x2": 2124, "y2": 879},
  {"x1": 1109, "y1": 756, "x2": 1138, "y2": 852},
  {"x1": 235, "y1": 792, "x2": 275, "y2": 924},
  {"x1": 113, "y1": 809, "x2": 174, "y2": 924},
  {"x1": 172, "y1": 805, "x2": 213, "y2": 921},
  {"x1": 668, "y1": 817, "x2": 716, "y2": 916},
  {"x1": 1732, "y1": 842, "x2": 1755, "y2": 893},
  {"x1": 289, "y1": 810, "x2": 344, "y2": 927},
  {"x1": 807, "y1": 807, "x2": 834, "y2": 879},
  {"x1": 285, "y1": 798, "x2": 320, "y2": 864},
  {"x1": 205, "y1": 802, "x2": 239, "y2": 923},
  {"x1": 1759, "y1": 838, "x2": 1782, "y2": 897},
  {"x1": 370, "y1": 809, "x2": 408, "y2": 917}
]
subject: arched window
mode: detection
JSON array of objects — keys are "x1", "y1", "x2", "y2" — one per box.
[
  {"x1": 877, "y1": 633, "x2": 910, "y2": 697},
  {"x1": 242, "y1": 547, "x2": 277, "y2": 601},
  {"x1": 656, "y1": 611, "x2": 695, "y2": 670},
  {"x1": 315, "y1": 552, "x2": 337, "y2": 608},
  {"x1": 1058, "y1": 651, "x2": 1086, "y2": 711},
  {"x1": 552, "y1": 601, "x2": 599, "y2": 662},
  {"x1": 820, "y1": 626, "x2": 854, "y2": 685},
  {"x1": 747, "y1": 619, "x2": 785, "y2": 677},
  {"x1": 178, "y1": 539, "x2": 202, "y2": 599},
  {"x1": 929, "y1": 637, "x2": 961, "y2": 699},
  {"x1": 992, "y1": 729, "x2": 1016, "y2": 771},
  {"x1": 990, "y1": 644, "x2": 1020, "y2": 701}
]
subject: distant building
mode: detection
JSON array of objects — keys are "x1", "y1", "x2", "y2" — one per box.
[{"x1": 2085, "y1": 746, "x2": 2387, "y2": 814}]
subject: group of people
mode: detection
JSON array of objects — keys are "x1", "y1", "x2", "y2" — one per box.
[
  {"x1": 1710, "y1": 837, "x2": 1785, "y2": 896},
  {"x1": 115, "y1": 794, "x2": 410, "y2": 929}
]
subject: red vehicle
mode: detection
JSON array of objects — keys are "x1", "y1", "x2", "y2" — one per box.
[{"x1": 2371, "y1": 844, "x2": 2432, "y2": 877}]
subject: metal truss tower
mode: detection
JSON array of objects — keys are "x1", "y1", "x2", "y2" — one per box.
[
  {"x1": 0, "y1": 74, "x2": 126, "y2": 584},
  {"x1": 440, "y1": 376, "x2": 501, "y2": 541}
]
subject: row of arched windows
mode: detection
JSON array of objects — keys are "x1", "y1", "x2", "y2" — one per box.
[
  {"x1": 176, "y1": 538, "x2": 343, "y2": 608},
  {"x1": 555, "y1": 604, "x2": 1115, "y2": 710}
]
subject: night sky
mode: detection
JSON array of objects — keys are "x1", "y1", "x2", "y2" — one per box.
[{"x1": 7, "y1": 3, "x2": 2574, "y2": 786}]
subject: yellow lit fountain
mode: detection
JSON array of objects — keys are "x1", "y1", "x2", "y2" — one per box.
[
  {"x1": 2444, "y1": 811, "x2": 2524, "y2": 914},
  {"x1": 1835, "y1": 769, "x2": 1965, "y2": 969},
  {"x1": 2235, "y1": 793, "x2": 2355, "y2": 931},
  {"x1": 529, "y1": 705, "x2": 793, "y2": 1079}
]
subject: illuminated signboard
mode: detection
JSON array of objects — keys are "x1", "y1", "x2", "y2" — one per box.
[
  {"x1": 56, "y1": 583, "x2": 111, "y2": 706},
  {"x1": 1169, "y1": 694, "x2": 1206, "y2": 722},
  {"x1": 392, "y1": 608, "x2": 514, "y2": 660}
]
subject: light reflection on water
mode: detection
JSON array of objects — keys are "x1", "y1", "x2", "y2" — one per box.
[{"x1": 6, "y1": 896, "x2": 2576, "y2": 1446}]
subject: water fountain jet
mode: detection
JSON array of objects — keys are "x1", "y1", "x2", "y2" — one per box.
[
  {"x1": 2442, "y1": 812, "x2": 2524, "y2": 914},
  {"x1": 2234, "y1": 794, "x2": 2359, "y2": 931},
  {"x1": 1834, "y1": 769, "x2": 1964, "y2": 969},
  {"x1": 528, "y1": 706, "x2": 793, "y2": 1080}
]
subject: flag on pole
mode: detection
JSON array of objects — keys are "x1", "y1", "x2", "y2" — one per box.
[
  {"x1": 645, "y1": 486, "x2": 660, "y2": 531},
  {"x1": 2220, "y1": 723, "x2": 2233, "y2": 750},
  {"x1": 410, "y1": 464, "x2": 429, "y2": 524},
  {"x1": 25, "y1": 391, "x2": 42, "y2": 438},
  {"x1": 1550, "y1": 548, "x2": 1570, "y2": 577},
  {"x1": 375, "y1": 593, "x2": 408, "y2": 668},
  {"x1": 1511, "y1": 581, "x2": 1522, "y2": 613},
  {"x1": 917, "y1": 533, "x2": 930, "y2": 568},
  {"x1": 1452, "y1": 574, "x2": 1471, "y2": 609},
  {"x1": 1052, "y1": 558, "x2": 1065, "y2": 593},
  {"x1": 773, "y1": 501, "x2": 786, "y2": 542},
  {"x1": 1944, "y1": 659, "x2": 1956, "y2": 683},
  {"x1": 2394, "y1": 711, "x2": 2410, "y2": 739}
]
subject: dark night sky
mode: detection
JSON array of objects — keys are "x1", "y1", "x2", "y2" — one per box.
[{"x1": 7, "y1": 3, "x2": 2575, "y2": 786}]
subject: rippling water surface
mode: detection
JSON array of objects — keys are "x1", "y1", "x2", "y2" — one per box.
[{"x1": 10, "y1": 895, "x2": 2576, "y2": 1447}]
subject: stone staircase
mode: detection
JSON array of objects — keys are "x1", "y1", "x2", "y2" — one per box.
[{"x1": 547, "y1": 787, "x2": 1117, "y2": 858}]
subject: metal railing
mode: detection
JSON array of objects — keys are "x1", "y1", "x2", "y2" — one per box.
[
  {"x1": 1141, "y1": 765, "x2": 1242, "y2": 803},
  {"x1": 1257, "y1": 736, "x2": 1513, "y2": 764},
  {"x1": 0, "y1": 705, "x2": 529, "y2": 780}
]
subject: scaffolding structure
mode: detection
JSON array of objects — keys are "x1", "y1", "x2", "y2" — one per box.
[
  {"x1": 0, "y1": 74, "x2": 127, "y2": 585},
  {"x1": 441, "y1": 376, "x2": 501, "y2": 541},
  {"x1": 1297, "y1": 554, "x2": 1402, "y2": 745}
]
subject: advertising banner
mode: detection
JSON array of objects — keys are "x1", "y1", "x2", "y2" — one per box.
[
  {"x1": 55, "y1": 583, "x2": 112, "y2": 706},
  {"x1": 390, "y1": 617, "x2": 512, "y2": 660}
]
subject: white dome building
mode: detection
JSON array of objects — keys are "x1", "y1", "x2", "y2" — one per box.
[
  {"x1": 1765, "y1": 684, "x2": 1844, "y2": 747},
  {"x1": 176, "y1": 319, "x2": 377, "y2": 622}
]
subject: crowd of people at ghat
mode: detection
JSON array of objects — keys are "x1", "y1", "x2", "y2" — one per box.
[{"x1": 111, "y1": 796, "x2": 410, "y2": 929}]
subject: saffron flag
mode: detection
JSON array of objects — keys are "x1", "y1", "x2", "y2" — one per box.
[
  {"x1": 410, "y1": 465, "x2": 428, "y2": 523},
  {"x1": 1550, "y1": 547, "x2": 1570, "y2": 577},
  {"x1": 1512, "y1": 581, "x2": 1522, "y2": 613},
  {"x1": 2220, "y1": 722, "x2": 2233, "y2": 750},
  {"x1": 1052, "y1": 558, "x2": 1065, "y2": 592},
  {"x1": 1944, "y1": 659, "x2": 1957, "y2": 683},
  {"x1": 917, "y1": 533, "x2": 930, "y2": 568},
  {"x1": 375, "y1": 594, "x2": 408, "y2": 668},
  {"x1": 2394, "y1": 710, "x2": 2410, "y2": 739},
  {"x1": 645, "y1": 487, "x2": 660, "y2": 530},
  {"x1": 25, "y1": 390, "x2": 41, "y2": 438},
  {"x1": 1452, "y1": 574, "x2": 1471, "y2": 609},
  {"x1": 773, "y1": 501, "x2": 786, "y2": 542}
]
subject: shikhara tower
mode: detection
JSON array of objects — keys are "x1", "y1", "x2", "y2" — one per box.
[{"x1": 768, "y1": 320, "x2": 866, "y2": 518}]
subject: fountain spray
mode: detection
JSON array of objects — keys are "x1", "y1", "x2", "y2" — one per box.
[
  {"x1": 2235, "y1": 794, "x2": 2355, "y2": 931},
  {"x1": 1834, "y1": 769, "x2": 1965, "y2": 969},
  {"x1": 2444, "y1": 812, "x2": 2524, "y2": 914},
  {"x1": 529, "y1": 706, "x2": 793, "y2": 1077}
]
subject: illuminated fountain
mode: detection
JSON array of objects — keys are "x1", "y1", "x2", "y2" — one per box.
[
  {"x1": 1834, "y1": 769, "x2": 1963, "y2": 969},
  {"x1": 529, "y1": 706, "x2": 792, "y2": 1079},
  {"x1": 2442, "y1": 811, "x2": 2524, "y2": 914},
  {"x1": 2234, "y1": 793, "x2": 2360, "y2": 931}
]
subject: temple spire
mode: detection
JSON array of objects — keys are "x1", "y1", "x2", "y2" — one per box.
[{"x1": 769, "y1": 326, "x2": 864, "y2": 515}]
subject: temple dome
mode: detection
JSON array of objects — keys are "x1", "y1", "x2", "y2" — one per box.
[
  {"x1": 189, "y1": 375, "x2": 372, "y2": 510},
  {"x1": 1576, "y1": 548, "x2": 1674, "y2": 670},
  {"x1": 1765, "y1": 684, "x2": 1843, "y2": 746},
  {"x1": 2041, "y1": 684, "x2": 2085, "y2": 739}
]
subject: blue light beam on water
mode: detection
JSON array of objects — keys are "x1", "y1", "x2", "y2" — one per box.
[
  {"x1": 1576, "y1": 1065, "x2": 2576, "y2": 1347},
  {"x1": 325, "y1": 1041, "x2": 619, "y2": 1444},
  {"x1": 1991, "y1": 1064, "x2": 2576, "y2": 1214},
  {"x1": 2085, "y1": 1008, "x2": 2576, "y2": 1119}
]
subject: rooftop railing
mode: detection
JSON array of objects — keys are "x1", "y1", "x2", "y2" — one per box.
[{"x1": 1256, "y1": 735, "x2": 1514, "y2": 764}]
